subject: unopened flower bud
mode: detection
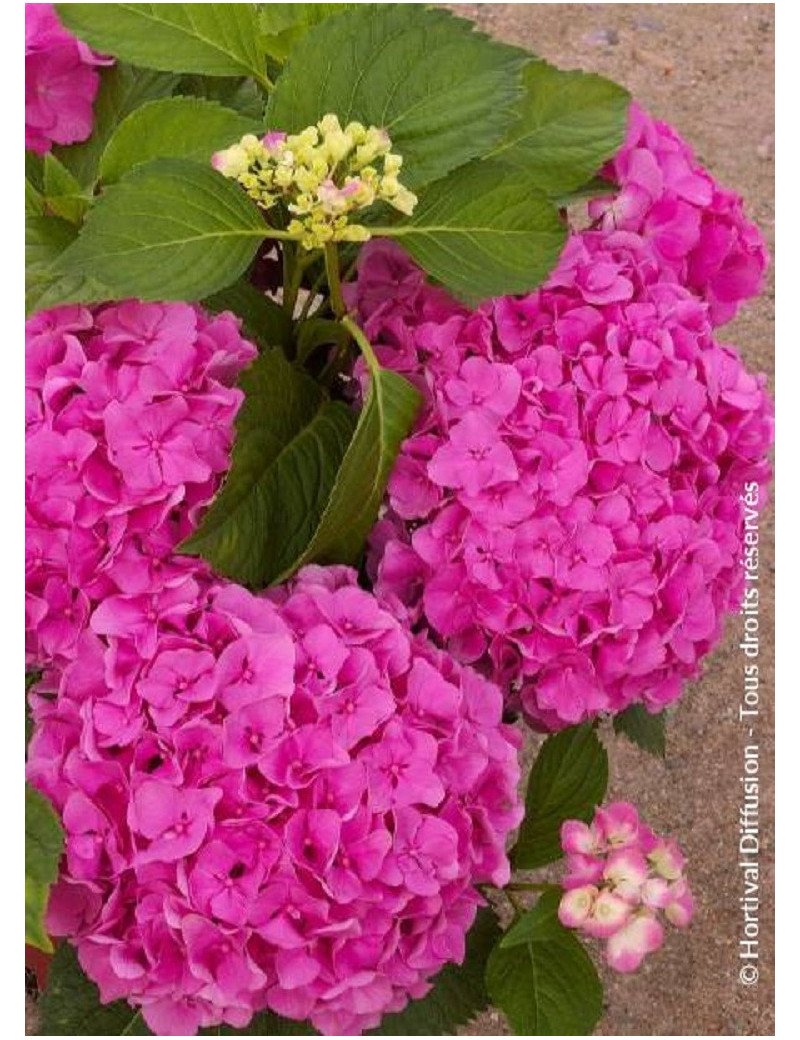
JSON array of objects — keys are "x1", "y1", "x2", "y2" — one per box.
[
  {"x1": 212, "y1": 144, "x2": 250, "y2": 179},
  {"x1": 338, "y1": 223, "x2": 372, "y2": 243},
  {"x1": 345, "y1": 120, "x2": 367, "y2": 144},
  {"x1": 390, "y1": 186, "x2": 418, "y2": 216}
]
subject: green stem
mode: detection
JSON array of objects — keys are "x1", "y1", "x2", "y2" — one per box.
[
  {"x1": 283, "y1": 248, "x2": 315, "y2": 318},
  {"x1": 316, "y1": 315, "x2": 371, "y2": 389},
  {"x1": 320, "y1": 243, "x2": 378, "y2": 381},
  {"x1": 282, "y1": 243, "x2": 294, "y2": 316},
  {"x1": 254, "y1": 70, "x2": 275, "y2": 92},
  {"x1": 324, "y1": 242, "x2": 347, "y2": 320},
  {"x1": 341, "y1": 314, "x2": 379, "y2": 373},
  {"x1": 262, "y1": 227, "x2": 298, "y2": 241}
]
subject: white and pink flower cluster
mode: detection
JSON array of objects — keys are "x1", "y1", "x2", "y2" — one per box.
[
  {"x1": 25, "y1": 3, "x2": 110, "y2": 155},
  {"x1": 25, "y1": 303, "x2": 522, "y2": 1036},
  {"x1": 352, "y1": 106, "x2": 774, "y2": 732},
  {"x1": 558, "y1": 802, "x2": 693, "y2": 973}
]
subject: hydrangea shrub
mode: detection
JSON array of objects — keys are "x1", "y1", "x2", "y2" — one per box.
[{"x1": 25, "y1": 3, "x2": 773, "y2": 1037}]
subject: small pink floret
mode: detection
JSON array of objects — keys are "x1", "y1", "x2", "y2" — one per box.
[
  {"x1": 558, "y1": 885, "x2": 597, "y2": 929},
  {"x1": 606, "y1": 914, "x2": 665, "y2": 973}
]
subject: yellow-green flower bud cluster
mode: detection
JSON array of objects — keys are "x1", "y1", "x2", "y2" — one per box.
[{"x1": 212, "y1": 115, "x2": 418, "y2": 251}]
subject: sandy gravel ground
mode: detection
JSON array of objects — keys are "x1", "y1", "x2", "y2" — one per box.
[
  {"x1": 443, "y1": 4, "x2": 775, "y2": 1036},
  {"x1": 26, "y1": 5, "x2": 774, "y2": 1036}
]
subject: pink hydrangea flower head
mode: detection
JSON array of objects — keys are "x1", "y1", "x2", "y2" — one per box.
[
  {"x1": 558, "y1": 801, "x2": 692, "y2": 972},
  {"x1": 590, "y1": 102, "x2": 769, "y2": 325},
  {"x1": 27, "y1": 566, "x2": 522, "y2": 1035},
  {"x1": 25, "y1": 301, "x2": 258, "y2": 671},
  {"x1": 25, "y1": 3, "x2": 112, "y2": 154},
  {"x1": 354, "y1": 233, "x2": 773, "y2": 732}
]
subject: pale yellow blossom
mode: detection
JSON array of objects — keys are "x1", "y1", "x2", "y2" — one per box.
[{"x1": 211, "y1": 114, "x2": 418, "y2": 251}]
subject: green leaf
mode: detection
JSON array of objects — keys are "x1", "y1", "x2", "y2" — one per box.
[
  {"x1": 553, "y1": 174, "x2": 618, "y2": 209},
  {"x1": 26, "y1": 177, "x2": 45, "y2": 217},
  {"x1": 31, "y1": 271, "x2": 111, "y2": 315},
  {"x1": 488, "y1": 60, "x2": 630, "y2": 194},
  {"x1": 25, "y1": 215, "x2": 87, "y2": 315},
  {"x1": 54, "y1": 63, "x2": 179, "y2": 187},
  {"x1": 181, "y1": 350, "x2": 356, "y2": 586},
  {"x1": 486, "y1": 891, "x2": 603, "y2": 1036},
  {"x1": 175, "y1": 75, "x2": 265, "y2": 120},
  {"x1": 613, "y1": 704, "x2": 667, "y2": 758},
  {"x1": 53, "y1": 158, "x2": 267, "y2": 303},
  {"x1": 37, "y1": 943, "x2": 152, "y2": 1035},
  {"x1": 276, "y1": 329, "x2": 421, "y2": 579},
  {"x1": 369, "y1": 908, "x2": 501, "y2": 1035},
  {"x1": 512, "y1": 723, "x2": 608, "y2": 870},
  {"x1": 43, "y1": 153, "x2": 83, "y2": 200},
  {"x1": 204, "y1": 280, "x2": 293, "y2": 351},
  {"x1": 379, "y1": 161, "x2": 566, "y2": 301},
  {"x1": 25, "y1": 165, "x2": 96, "y2": 305},
  {"x1": 295, "y1": 317, "x2": 351, "y2": 367},
  {"x1": 265, "y1": 4, "x2": 526, "y2": 188},
  {"x1": 99, "y1": 96, "x2": 258, "y2": 184},
  {"x1": 26, "y1": 216, "x2": 78, "y2": 271},
  {"x1": 259, "y1": 4, "x2": 349, "y2": 56},
  {"x1": 259, "y1": 3, "x2": 353, "y2": 61},
  {"x1": 56, "y1": 4, "x2": 269, "y2": 86},
  {"x1": 259, "y1": 2, "x2": 350, "y2": 35},
  {"x1": 42, "y1": 153, "x2": 90, "y2": 223},
  {"x1": 25, "y1": 786, "x2": 64, "y2": 952},
  {"x1": 27, "y1": 152, "x2": 46, "y2": 213},
  {"x1": 26, "y1": 151, "x2": 45, "y2": 190}
]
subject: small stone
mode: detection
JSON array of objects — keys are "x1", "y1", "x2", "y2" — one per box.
[
  {"x1": 635, "y1": 17, "x2": 665, "y2": 32},
  {"x1": 584, "y1": 28, "x2": 619, "y2": 47},
  {"x1": 756, "y1": 134, "x2": 774, "y2": 160},
  {"x1": 632, "y1": 46, "x2": 674, "y2": 77}
]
